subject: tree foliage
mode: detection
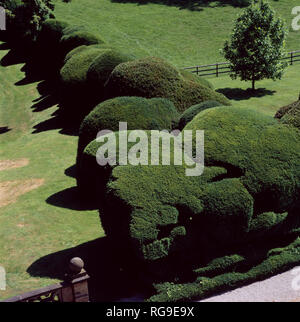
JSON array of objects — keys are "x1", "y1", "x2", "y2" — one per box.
[
  {"x1": 223, "y1": 0, "x2": 287, "y2": 90},
  {"x1": 1, "y1": 0, "x2": 54, "y2": 39}
]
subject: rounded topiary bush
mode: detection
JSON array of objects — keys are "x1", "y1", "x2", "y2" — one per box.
[
  {"x1": 59, "y1": 46, "x2": 107, "y2": 118},
  {"x1": 64, "y1": 43, "x2": 112, "y2": 64},
  {"x1": 77, "y1": 130, "x2": 152, "y2": 201},
  {"x1": 62, "y1": 25, "x2": 86, "y2": 35},
  {"x1": 105, "y1": 57, "x2": 230, "y2": 112},
  {"x1": 59, "y1": 30, "x2": 104, "y2": 57},
  {"x1": 180, "y1": 69, "x2": 214, "y2": 89},
  {"x1": 98, "y1": 106, "x2": 300, "y2": 281},
  {"x1": 77, "y1": 129, "x2": 189, "y2": 201},
  {"x1": 76, "y1": 96, "x2": 180, "y2": 191},
  {"x1": 177, "y1": 100, "x2": 223, "y2": 130},
  {"x1": 281, "y1": 109, "x2": 300, "y2": 130},
  {"x1": 87, "y1": 49, "x2": 135, "y2": 89},
  {"x1": 60, "y1": 46, "x2": 104, "y2": 88},
  {"x1": 20, "y1": 19, "x2": 69, "y2": 79},
  {"x1": 275, "y1": 98, "x2": 300, "y2": 119},
  {"x1": 184, "y1": 106, "x2": 300, "y2": 213},
  {"x1": 37, "y1": 19, "x2": 69, "y2": 47},
  {"x1": 275, "y1": 99, "x2": 300, "y2": 130}
]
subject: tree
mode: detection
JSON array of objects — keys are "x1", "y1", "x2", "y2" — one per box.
[
  {"x1": 223, "y1": 0, "x2": 288, "y2": 91},
  {"x1": 1, "y1": 0, "x2": 54, "y2": 40}
]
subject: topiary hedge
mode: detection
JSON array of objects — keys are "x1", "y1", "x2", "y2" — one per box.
[
  {"x1": 179, "y1": 69, "x2": 214, "y2": 89},
  {"x1": 36, "y1": 19, "x2": 69, "y2": 50},
  {"x1": 184, "y1": 106, "x2": 300, "y2": 213},
  {"x1": 76, "y1": 97, "x2": 180, "y2": 197},
  {"x1": 60, "y1": 46, "x2": 104, "y2": 89},
  {"x1": 148, "y1": 236, "x2": 300, "y2": 302},
  {"x1": 59, "y1": 29, "x2": 104, "y2": 57},
  {"x1": 104, "y1": 57, "x2": 230, "y2": 112},
  {"x1": 177, "y1": 100, "x2": 223, "y2": 130},
  {"x1": 21, "y1": 19, "x2": 69, "y2": 79},
  {"x1": 87, "y1": 49, "x2": 135, "y2": 91},
  {"x1": 275, "y1": 99, "x2": 300, "y2": 131},
  {"x1": 63, "y1": 43, "x2": 112, "y2": 64},
  {"x1": 77, "y1": 96, "x2": 179, "y2": 160},
  {"x1": 97, "y1": 106, "x2": 300, "y2": 289},
  {"x1": 77, "y1": 130, "x2": 178, "y2": 201},
  {"x1": 59, "y1": 46, "x2": 107, "y2": 118}
]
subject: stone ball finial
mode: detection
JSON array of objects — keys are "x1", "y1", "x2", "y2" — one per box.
[{"x1": 69, "y1": 257, "x2": 84, "y2": 274}]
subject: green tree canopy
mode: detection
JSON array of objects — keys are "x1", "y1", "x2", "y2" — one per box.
[
  {"x1": 223, "y1": 0, "x2": 287, "y2": 90},
  {"x1": 0, "y1": 0, "x2": 54, "y2": 39}
]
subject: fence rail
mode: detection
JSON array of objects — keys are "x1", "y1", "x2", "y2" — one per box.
[
  {"x1": 1, "y1": 257, "x2": 90, "y2": 303},
  {"x1": 184, "y1": 50, "x2": 300, "y2": 77}
]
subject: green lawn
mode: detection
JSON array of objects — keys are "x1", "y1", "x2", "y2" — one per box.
[
  {"x1": 0, "y1": 48, "x2": 103, "y2": 300},
  {"x1": 210, "y1": 61, "x2": 300, "y2": 116},
  {"x1": 1, "y1": 0, "x2": 300, "y2": 300},
  {"x1": 53, "y1": 0, "x2": 300, "y2": 66}
]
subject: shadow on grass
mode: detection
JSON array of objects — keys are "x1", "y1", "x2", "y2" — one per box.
[
  {"x1": 64, "y1": 164, "x2": 77, "y2": 179},
  {"x1": 0, "y1": 41, "x2": 95, "y2": 136},
  {"x1": 217, "y1": 87, "x2": 276, "y2": 101},
  {"x1": 27, "y1": 237, "x2": 150, "y2": 302},
  {"x1": 110, "y1": 0, "x2": 250, "y2": 11},
  {"x1": 0, "y1": 126, "x2": 11, "y2": 134},
  {"x1": 0, "y1": 47, "x2": 27, "y2": 67},
  {"x1": 32, "y1": 113, "x2": 80, "y2": 136},
  {"x1": 46, "y1": 186, "x2": 98, "y2": 211}
]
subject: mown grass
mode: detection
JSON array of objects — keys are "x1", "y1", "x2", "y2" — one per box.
[
  {"x1": 0, "y1": 49, "x2": 103, "y2": 300},
  {"x1": 210, "y1": 61, "x2": 300, "y2": 116},
  {"x1": 53, "y1": 0, "x2": 300, "y2": 66}
]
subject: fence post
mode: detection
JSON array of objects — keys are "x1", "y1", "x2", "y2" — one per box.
[
  {"x1": 216, "y1": 63, "x2": 219, "y2": 77},
  {"x1": 291, "y1": 52, "x2": 293, "y2": 65},
  {"x1": 61, "y1": 257, "x2": 90, "y2": 302},
  {"x1": 196, "y1": 66, "x2": 199, "y2": 75}
]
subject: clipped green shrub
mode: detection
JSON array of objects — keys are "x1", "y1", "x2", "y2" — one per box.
[
  {"x1": 177, "y1": 100, "x2": 222, "y2": 130},
  {"x1": 148, "y1": 237, "x2": 300, "y2": 302},
  {"x1": 76, "y1": 96, "x2": 180, "y2": 197},
  {"x1": 279, "y1": 102, "x2": 300, "y2": 130},
  {"x1": 77, "y1": 130, "x2": 158, "y2": 200},
  {"x1": 179, "y1": 69, "x2": 214, "y2": 89},
  {"x1": 97, "y1": 106, "x2": 300, "y2": 284},
  {"x1": 20, "y1": 19, "x2": 70, "y2": 79},
  {"x1": 77, "y1": 96, "x2": 179, "y2": 160},
  {"x1": 184, "y1": 106, "x2": 300, "y2": 213},
  {"x1": 37, "y1": 19, "x2": 69, "y2": 45},
  {"x1": 77, "y1": 128, "x2": 195, "y2": 202},
  {"x1": 59, "y1": 30, "x2": 104, "y2": 57},
  {"x1": 59, "y1": 46, "x2": 108, "y2": 119},
  {"x1": 64, "y1": 43, "x2": 112, "y2": 64},
  {"x1": 60, "y1": 46, "x2": 103, "y2": 88},
  {"x1": 275, "y1": 97, "x2": 300, "y2": 130},
  {"x1": 275, "y1": 100, "x2": 299, "y2": 119},
  {"x1": 105, "y1": 57, "x2": 230, "y2": 112},
  {"x1": 87, "y1": 49, "x2": 135, "y2": 89}
]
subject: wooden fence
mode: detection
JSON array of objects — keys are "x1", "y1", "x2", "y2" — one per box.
[
  {"x1": 183, "y1": 50, "x2": 300, "y2": 77},
  {"x1": 1, "y1": 257, "x2": 90, "y2": 303}
]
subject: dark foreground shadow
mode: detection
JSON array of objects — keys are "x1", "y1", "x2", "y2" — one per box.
[
  {"x1": 46, "y1": 186, "x2": 98, "y2": 211},
  {"x1": 111, "y1": 0, "x2": 251, "y2": 11},
  {"x1": 27, "y1": 237, "x2": 150, "y2": 302},
  {"x1": 217, "y1": 87, "x2": 276, "y2": 101},
  {"x1": 0, "y1": 42, "x2": 93, "y2": 136},
  {"x1": 64, "y1": 164, "x2": 77, "y2": 179},
  {"x1": 0, "y1": 126, "x2": 11, "y2": 134}
]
